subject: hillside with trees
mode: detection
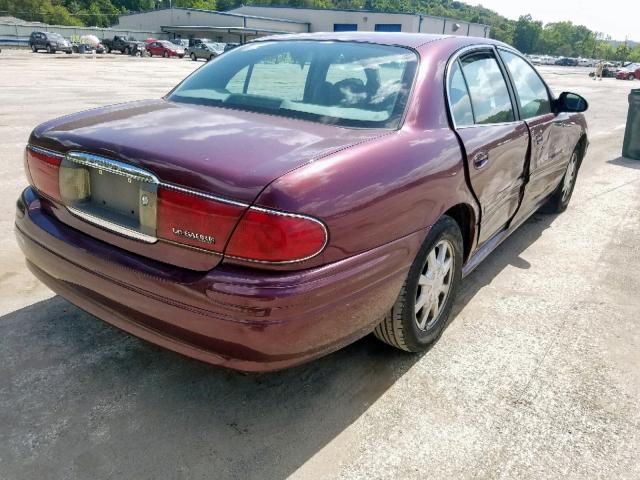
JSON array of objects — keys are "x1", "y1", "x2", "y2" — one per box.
[{"x1": 1, "y1": 0, "x2": 639, "y2": 61}]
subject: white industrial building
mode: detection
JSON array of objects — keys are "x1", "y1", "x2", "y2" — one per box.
[{"x1": 116, "y1": 5, "x2": 490, "y2": 44}]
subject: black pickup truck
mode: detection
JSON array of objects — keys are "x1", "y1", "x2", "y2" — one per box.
[{"x1": 102, "y1": 36, "x2": 145, "y2": 55}]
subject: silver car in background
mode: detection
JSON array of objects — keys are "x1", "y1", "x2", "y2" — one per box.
[{"x1": 186, "y1": 42, "x2": 225, "y2": 61}]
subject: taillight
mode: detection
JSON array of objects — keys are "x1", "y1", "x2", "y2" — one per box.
[
  {"x1": 156, "y1": 186, "x2": 245, "y2": 253},
  {"x1": 25, "y1": 146, "x2": 62, "y2": 202},
  {"x1": 226, "y1": 207, "x2": 327, "y2": 263}
]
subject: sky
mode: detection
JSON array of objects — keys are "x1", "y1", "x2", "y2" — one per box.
[{"x1": 468, "y1": 0, "x2": 640, "y2": 42}]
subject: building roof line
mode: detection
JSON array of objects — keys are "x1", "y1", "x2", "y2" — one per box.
[
  {"x1": 160, "y1": 25, "x2": 294, "y2": 35},
  {"x1": 118, "y1": 6, "x2": 310, "y2": 26},
  {"x1": 233, "y1": 4, "x2": 490, "y2": 29}
]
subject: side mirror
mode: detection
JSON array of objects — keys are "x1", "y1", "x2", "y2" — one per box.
[{"x1": 555, "y1": 92, "x2": 588, "y2": 113}]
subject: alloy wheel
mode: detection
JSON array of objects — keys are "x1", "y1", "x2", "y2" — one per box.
[{"x1": 415, "y1": 239, "x2": 454, "y2": 331}]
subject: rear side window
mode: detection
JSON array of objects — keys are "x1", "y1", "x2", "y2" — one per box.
[
  {"x1": 448, "y1": 61, "x2": 474, "y2": 127},
  {"x1": 499, "y1": 50, "x2": 551, "y2": 119},
  {"x1": 460, "y1": 51, "x2": 515, "y2": 125}
]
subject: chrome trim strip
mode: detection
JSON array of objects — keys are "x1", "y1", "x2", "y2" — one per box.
[
  {"x1": 28, "y1": 145, "x2": 65, "y2": 159},
  {"x1": 159, "y1": 237, "x2": 224, "y2": 256},
  {"x1": 31, "y1": 147, "x2": 251, "y2": 208},
  {"x1": 67, "y1": 206, "x2": 158, "y2": 244},
  {"x1": 158, "y1": 182, "x2": 249, "y2": 208},
  {"x1": 225, "y1": 206, "x2": 329, "y2": 265},
  {"x1": 66, "y1": 151, "x2": 160, "y2": 184}
]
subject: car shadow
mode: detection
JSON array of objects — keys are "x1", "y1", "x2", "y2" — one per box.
[
  {"x1": 607, "y1": 156, "x2": 640, "y2": 169},
  {"x1": 0, "y1": 213, "x2": 556, "y2": 480},
  {"x1": 450, "y1": 212, "x2": 555, "y2": 321}
]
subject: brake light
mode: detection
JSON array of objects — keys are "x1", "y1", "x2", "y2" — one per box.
[
  {"x1": 25, "y1": 146, "x2": 62, "y2": 202},
  {"x1": 226, "y1": 207, "x2": 327, "y2": 263},
  {"x1": 156, "y1": 186, "x2": 245, "y2": 253}
]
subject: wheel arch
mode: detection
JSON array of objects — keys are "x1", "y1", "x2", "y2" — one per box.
[
  {"x1": 576, "y1": 132, "x2": 589, "y2": 167},
  {"x1": 442, "y1": 203, "x2": 476, "y2": 263}
]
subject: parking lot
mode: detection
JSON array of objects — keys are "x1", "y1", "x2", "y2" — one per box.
[{"x1": 1, "y1": 48, "x2": 639, "y2": 479}]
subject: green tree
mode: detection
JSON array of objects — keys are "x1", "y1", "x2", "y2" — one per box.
[
  {"x1": 615, "y1": 43, "x2": 631, "y2": 62},
  {"x1": 513, "y1": 14, "x2": 542, "y2": 53}
]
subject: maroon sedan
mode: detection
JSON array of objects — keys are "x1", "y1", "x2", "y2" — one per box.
[
  {"x1": 16, "y1": 33, "x2": 588, "y2": 371},
  {"x1": 616, "y1": 63, "x2": 640, "y2": 80},
  {"x1": 146, "y1": 40, "x2": 185, "y2": 58}
]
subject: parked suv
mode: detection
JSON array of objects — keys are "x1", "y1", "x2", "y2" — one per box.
[{"x1": 29, "y1": 31, "x2": 72, "y2": 54}]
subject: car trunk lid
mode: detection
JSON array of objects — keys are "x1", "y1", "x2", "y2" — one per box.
[{"x1": 27, "y1": 99, "x2": 386, "y2": 270}]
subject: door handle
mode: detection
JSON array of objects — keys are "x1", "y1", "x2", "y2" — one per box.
[{"x1": 473, "y1": 152, "x2": 490, "y2": 169}]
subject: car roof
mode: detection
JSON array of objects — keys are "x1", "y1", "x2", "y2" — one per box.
[
  {"x1": 253, "y1": 32, "x2": 508, "y2": 51},
  {"x1": 253, "y1": 32, "x2": 452, "y2": 49}
]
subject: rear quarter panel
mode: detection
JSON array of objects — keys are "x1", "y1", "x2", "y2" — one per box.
[{"x1": 248, "y1": 127, "x2": 478, "y2": 271}]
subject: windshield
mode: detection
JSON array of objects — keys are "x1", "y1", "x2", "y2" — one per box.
[{"x1": 168, "y1": 41, "x2": 418, "y2": 129}]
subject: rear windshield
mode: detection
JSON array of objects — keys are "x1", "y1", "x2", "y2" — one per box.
[{"x1": 168, "y1": 40, "x2": 418, "y2": 129}]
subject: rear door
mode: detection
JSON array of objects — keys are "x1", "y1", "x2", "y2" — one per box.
[
  {"x1": 497, "y1": 48, "x2": 569, "y2": 212},
  {"x1": 448, "y1": 48, "x2": 530, "y2": 245},
  {"x1": 197, "y1": 44, "x2": 207, "y2": 59}
]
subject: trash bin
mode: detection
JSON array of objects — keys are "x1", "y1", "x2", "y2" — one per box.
[
  {"x1": 78, "y1": 44, "x2": 85, "y2": 54},
  {"x1": 622, "y1": 89, "x2": 640, "y2": 160}
]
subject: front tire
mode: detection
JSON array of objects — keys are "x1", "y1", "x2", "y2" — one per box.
[
  {"x1": 374, "y1": 215, "x2": 463, "y2": 352},
  {"x1": 163, "y1": 51, "x2": 169, "y2": 58},
  {"x1": 46, "y1": 44, "x2": 54, "y2": 54},
  {"x1": 190, "y1": 53, "x2": 197, "y2": 61},
  {"x1": 539, "y1": 148, "x2": 580, "y2": 214}
]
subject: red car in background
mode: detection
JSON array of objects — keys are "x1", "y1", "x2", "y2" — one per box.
[
  {"x1": 616, "y1": 63, "x2": 640, "y2": 80},
  {"x1": 146, "y1": 40, "x2": 185, "y2": 58}
]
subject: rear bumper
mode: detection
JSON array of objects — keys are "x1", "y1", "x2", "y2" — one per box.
[{"x1": 15, "y1": 187, "x2": 424, "y2": 371}]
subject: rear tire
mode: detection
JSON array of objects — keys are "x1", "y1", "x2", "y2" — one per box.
[
  {"x1": 124, "y1": 46, "x2": 130, "y2": 55},
  {"x1": 46, "y1": 44, "x2": 54, "y2": 54},
  {"x1": 31, "y1": 44, "x2": 37, "y2": 52},
  {"x1": 105, "y1": 45, "x2": 110, "y2": 54},
  {"x1": 190, "y1": 53, "x2": 196, "y2": 61},
  {"x1": 163, "y1": 51, "x2": 169, "y2": 58},
  {"x1": 539, "y1": 148, "x2": 580, "y2": 214},
  {"x1": 374, "y1": 215, "x2": 463, "y2": 352}
]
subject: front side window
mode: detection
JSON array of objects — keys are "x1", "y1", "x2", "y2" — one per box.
[
  {"x1": 500, "y1": 50, "x2": 551, "y2": 119},
  {"x1": 460, "y1": 51, "x2": 515, "y2": 125},
  {"x1": 169, "y1": 41, "x2": 418, "y2": 129}
]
